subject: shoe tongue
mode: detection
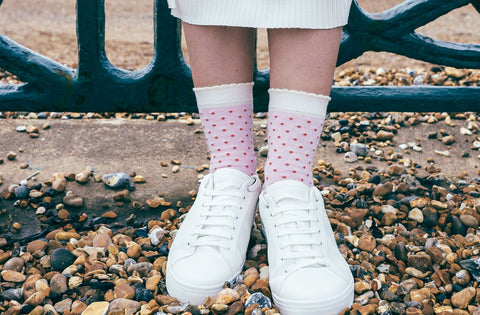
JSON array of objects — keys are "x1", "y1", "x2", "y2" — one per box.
[
  {"x1": 266, "y1": 180, "x2": 322, "y2": 268},
  {"x1": 265, "y1": 180, "x2": 310, "y2": 205},
  {"x1": 212, "y1": 168, "x2": 250, "y2": 192}
]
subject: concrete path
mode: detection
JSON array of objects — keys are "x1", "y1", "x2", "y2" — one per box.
[{"x1": 0, "y1": 117, "x2": 478, "y2": 238}]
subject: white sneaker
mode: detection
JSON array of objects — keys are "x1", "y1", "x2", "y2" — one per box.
[
  {"x1": 258, "y1": 180, "x2": 354, "y2": 315},
  {"x1": 166, "y1": 168, "x2": 261, "y2": 304}
]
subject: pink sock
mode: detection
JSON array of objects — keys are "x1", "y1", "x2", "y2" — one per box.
[
  {"x1": 195, "y1": 83, "x2": 256, "y2": 176},
  {"x1": 264, "y1": 89, "x2": 329, "y2": 187}
]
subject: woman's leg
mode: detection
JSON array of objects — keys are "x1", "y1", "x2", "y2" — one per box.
[
  {"x1": 183, "y1": 23, "x2": 256, "y2": 87},
  {"x1": 166, "y1": 24, "x2": 262, "y2": 305},
  {"x1": 268, "y1": 27, "x2": 341, "y2": 94},
  {"x1": 259, "y1": 27, "x2": 354, "y2": 315}
]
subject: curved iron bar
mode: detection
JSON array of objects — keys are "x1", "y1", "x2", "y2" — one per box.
[
  {"x1": 338, "y1": 0, "x2": 480, "y2": 67},
  {"x1": 0, "y1": 0, "x2": 479, "y2": 112}
]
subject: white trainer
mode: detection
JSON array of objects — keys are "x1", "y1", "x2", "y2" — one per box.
[
  {"x1": 258, "y1": 180, "x2": 354, "y2": 315},
  {"x1": 166, "y1": 168, "x2": 261, "y2": 305}
]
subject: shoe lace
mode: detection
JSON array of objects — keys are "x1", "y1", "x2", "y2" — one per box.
[
  {"x1": 265, "y1": 190, "x2": 327, "y2": 273},
  {"x1": 189, "y1": 190, "x2": 244, "y2": 250}
]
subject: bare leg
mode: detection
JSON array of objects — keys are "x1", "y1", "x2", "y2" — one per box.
[
  {"x1": 268, "y1": 27, "x2": 342, "y2": 95},
  {"x1": 182, "y1": 23, "x2": 256, "y2": 87}
]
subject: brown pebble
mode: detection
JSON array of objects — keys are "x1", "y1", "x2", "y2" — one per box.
[
  {"x1": 57, "y1": 209, "x2": 70, "y2": 220},
  {"x1": 358, "y1": 234, "x2": 376, "y2": 252},
  {"x1": 7, "y1": 151, "x2": 17, "y2": 160},
  {"x1": 102, "y1": 211, "x2": 118, "y2": 219}
]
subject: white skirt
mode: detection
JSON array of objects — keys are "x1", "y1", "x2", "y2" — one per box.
[{"x1": 168, "y1": 0, "x2": 352, "y2": 29}]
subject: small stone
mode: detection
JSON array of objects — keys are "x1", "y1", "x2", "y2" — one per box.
[
  {"x1": 63, "y1": 194, "x2": 83, "y2": 207},
  {"x1": 149, "y1": 227, "x2": 166, "y2": 246},
  {"x1": 407, "y1": 253, "x2": 432, "y2": 272},
  {"x1": 354, "y1": 280, "x2": 372, "y2": 294},
  {"x1": 54, "y1": 298, "x2": 72, "y2": 313},
  {"x1": 108, "y1": 298, "x2": 141, "y2": 312},
  {"x1": 75, "y1": 171, "x2": 90, "y2": 183},
  {"x1": 351, "y1": 143, "x2": 369, "y2": 157},
  {"x1": 27, "y1": 240, "x2": 48, "y2": 253},
  {"x1": 214, "y1": 288, "x2": 240, "y2": 305},
  {"x1": 451, "y1": 287, "x2": 475, "y2": 309},
  {"x1": 442, "y1": 135, "x2": 456, "y2": 145},
  {"x1": 145, "y1": 275, "x2": 161, "y2": 291},
  {"x1": 102, "y1": 172, "x2": 131, "y2": 189},
  {"x1": 50, "y1": 248, "x2": 75, "y2": 271},
  {"x1": 408, "y1": 208, "x2": 424, "y2": 223},
  {"x1": 57, "y1": 209, "x2": 70, "y2": 220},
  {"x1": 14, "y1": 185, "x2": 29, "y2": 199},
  {"x1": 93, "y1": 233, "x2": 112, "y2": 249},
  {"x1": 259, "y1": 146, "x2": 268, "y2": 157},
  {"x1": 456, "y1": 269, "x2": 471, "y2": 287},
  {"x1": 245, "y1": 292, "x2": 272, "y2": 309},
  {"x1": 16, "y1": 125, "x2": 27, "y2": 132},
  {"x1": 133, "y1": 175, "x2": 146, "y2": 183},
  {"x1": 113, "y1": 283, "x2": 135, "y2": 300},
  {"x1": 459, "y1": 214, "x2": 478, "y2": 228},
  {"x1": 50, "y1": 274, "x2": 68, "y2": 295},
  {"x1": 358, "y1": 234, "x2": 376, "y2": 252},
  {"x1": 126, "y1": 242, "x2": 142, "y2": 259},
  {"x1": 1, "y1": 288, "x2": 23, "y2": 301},
  {"x1": 460, "y1": 258, "x2": 480, "y2": 282},
  {"x1": 71, "y1": 300, "x2": 87, "y2": 314},
  {"x1": 376, "y1": 130, "x2": 394, "y2": 141},
  {"x1": 344, "y1": 151, "x2": 358, "y2": 163},
  {"x1": 102, "y1": 211, "x2": 117, "y2": 219},
  {"x1": 7, "y1": 151, "x2": 17, "y2": 160},
  {"x1": 211, "y1": 304, "x2": 229, "y2": 312},
  {"x1": 81, "y1": 301, "x2": 109, "y2": 315},
  {"x1": 373, "y1": 182, "x2": 393, "y2": 197},
  {"x1": 3, "y1": 257, "x2": 25, "y2": 272},
  {"x1": 1, "y1": 270, "x2": 26, "y2": 282},
  {"x1": 52, "y1": 178, "x2": 67, "y2": 192}
]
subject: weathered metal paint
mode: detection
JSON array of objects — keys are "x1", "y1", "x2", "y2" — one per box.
[{"x1": 0, "y1": 0, "x2": 479, "y2": 112}]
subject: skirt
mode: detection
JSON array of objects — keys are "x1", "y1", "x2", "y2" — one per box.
[{"x1": 168, "y1": 0, "x2": 353, "y2": 29}]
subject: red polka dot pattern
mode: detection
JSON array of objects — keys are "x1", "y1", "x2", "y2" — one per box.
[
  {"x1": 264, "y1": 110, "x2": 324, "y2": 187},
  {"x1": 199, "y1": 104, "x2": 256, "y2": 175}
]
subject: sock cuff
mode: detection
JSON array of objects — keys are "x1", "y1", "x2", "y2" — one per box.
[
  {"x1": 268, "y1": 88, "x2": 330, "y2": 118},
  {"x1": 194, "y1": 82, "x2": 254, "y2": 108}
]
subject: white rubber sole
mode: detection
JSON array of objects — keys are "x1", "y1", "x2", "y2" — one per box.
[
  {"x1": 166, "y1": 266, "x2": 240, "y2": 305},
  {"x1": 272, "y1": 279, "x2": 354, "y2": 315}
]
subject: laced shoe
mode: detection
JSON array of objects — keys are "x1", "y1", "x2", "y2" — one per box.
[
  {"x1": 258, "y1": 180, "x2": 354, "y2": 315},
  {"x1": 166, "y1": 168, "x2": 261, "y2": 304}
]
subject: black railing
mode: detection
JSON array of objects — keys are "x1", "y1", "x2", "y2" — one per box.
[{"x1": 0, "y1": 0, "x2": 479, "y2": 113}]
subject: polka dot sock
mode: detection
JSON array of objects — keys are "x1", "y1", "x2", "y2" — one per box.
[
  {"x1": 195, "y1": 83, "x2": 256, "y2": 176},
  {"x1": 264, "y1": 89, "x2": 330, "y2": 187}
]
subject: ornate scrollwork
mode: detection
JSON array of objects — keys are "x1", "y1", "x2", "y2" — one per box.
[{"x1": 0, "y1": 0, "x2": 479, "y2": 112}]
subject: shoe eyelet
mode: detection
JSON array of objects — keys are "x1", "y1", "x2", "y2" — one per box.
[{"x1": 243, "y1": 196, "x2": 246, "y2": 200}]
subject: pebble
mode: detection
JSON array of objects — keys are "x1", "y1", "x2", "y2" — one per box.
[
  {"x1": 245, "y1": 292, "x2": 272, "y2": 309},
  {"x1": 63, "y1": 194, "x2": 84, "y2": 207},
  {"x1": 376, "y1": 130, "x2": 394, "y2": 140},
  {"x1": 344, "y1": 151, "x2": 358, "y2": 163},
  {"x1": 50, "y1": 248, "x2": 75, "y2": 271},
  {"x1": 7, "y1": 151, "x2": 17, "y2": 160},
  {"x1": 1, "y1": 270, "x2": 26, "y2": 282},
  {"x1": 14, "y1": 184, "x2": 29, "y2": 199},
  {"x1": 52, "y1": 178, "x2": 67, "y2": 192},
  {"x1": 102, "y1": 172, "x2": 131, "y2": 188},
  {"x1": 82, "y1": 301, "x2": 109, "y2": 315},
  {"x1": 214, "y1": 288, "x2": 240, "y2": 304},
  {"x1": 451, "y1": 287, "x2": 476, "y2": 309},
  {"x1": 3, "y1": 257, "x2": 25, "y2": 272}
]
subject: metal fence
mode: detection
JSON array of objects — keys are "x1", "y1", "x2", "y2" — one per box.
[{"x1": 0, "y1": 0, "x2": 479, "y2": 113}]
